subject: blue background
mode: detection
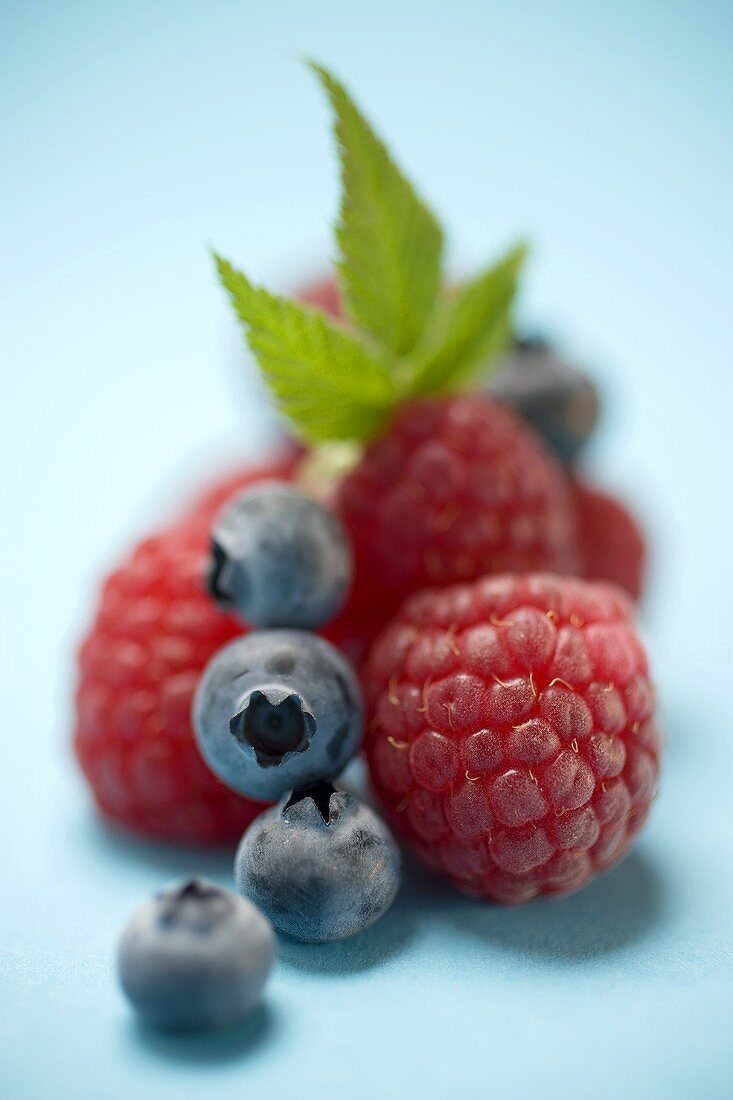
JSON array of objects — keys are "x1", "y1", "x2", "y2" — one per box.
[{"x1": 2, "y1": 2, "x2": 733, "y2": 1097}]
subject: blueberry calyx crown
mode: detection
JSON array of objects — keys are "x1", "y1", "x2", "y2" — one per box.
[
  {"x1": 229, "y1": 688, "x2": 316, "y2": 768},
  {"x1": 283, "y1": 780, "x2": 341, "y2": 825},
  {"x1": 158, "y1": 878, "x2": 233, "y2": 931}
]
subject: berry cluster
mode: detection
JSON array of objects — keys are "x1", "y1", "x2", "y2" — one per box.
[{"x1": 78, "y1": 63, "x2": 661, "y2": 1021}]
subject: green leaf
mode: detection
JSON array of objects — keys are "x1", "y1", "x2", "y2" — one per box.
[
  {"x1": 215, "y1": 254, "x2": 397, "y2": 443},
  {"x1": 309, "y1": 60, "x2": 444, "y2": 358},
  {"x1": 409, "y1": 242, "x2": 528, "y2": 396}
]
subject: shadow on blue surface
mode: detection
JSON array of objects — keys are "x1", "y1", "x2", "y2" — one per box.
[
  {"x1": 128, "y1": 1002, "x2": 280, "y2": 1064},
  {"x1": 277, "y1": 848, "x2": 665, "y2": 974},
  {"x1": 278, "y1": 896, "x2": 419, "y2": 974},
  {"x1": 445, "y1": 850, "x2": 666, "y2": 962},
  {"x1": 80, "y1": 816, "x2": 238, "y2": 882}
]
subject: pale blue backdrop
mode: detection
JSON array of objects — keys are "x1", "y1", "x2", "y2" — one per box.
[{"x1": 2, "y1": 2, "x2": 732, "y2": 1098}]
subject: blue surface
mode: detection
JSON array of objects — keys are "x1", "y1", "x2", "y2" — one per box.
[{"x1": 2, "y1": 2, "x2": 733, "y2": 1098}]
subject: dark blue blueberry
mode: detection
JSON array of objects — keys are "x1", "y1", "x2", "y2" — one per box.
[
  {"x1": 117, "y1": 878, "x2": 275, "y2": 1031},
  {"x1": 193, "y1": 630, "x2": 363, "y2": 801},
  {"x1": 208, "y1": 481, "x2": 352, "y2": 629},
  {"x1": 234, "y1": 782, "x2": 402, "y2": 942},
  {"x1": 488, "y1": 335, "x2": 600, "y2": 464}
]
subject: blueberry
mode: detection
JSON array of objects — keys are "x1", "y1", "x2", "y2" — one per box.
[
  {"x1": 208, "y1": 481, "x2": 352, "y2": 629},
  {"x1": 234, "y1": 782, "x2": 402, "y2": 942},
  {"x1": 193, "y1": 630, "x2": 363, "y2": 801},
  {"x1": 117, "y1": 878, "x2": 275, "y2": 1031},
  {"x1": 488, "y1": 335, "x2": 600, "y2": 464}
]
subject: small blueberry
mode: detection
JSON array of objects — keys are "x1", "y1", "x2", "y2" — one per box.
[
  {"x1": 117, "y1": 878, "x2": 275, "y2": 1031},
  {"x1": 234, "y1": 782, "x2": 402, "y2": 942},
  {"x1": 193, "y1": 630, "x2": 363, "y2": 801},
  {"x1": 208, "y1": 481, "x2": 352, "y2": 629},
  {"x1": 488, "y1": 335, "x2": 600, "y2": 464}
]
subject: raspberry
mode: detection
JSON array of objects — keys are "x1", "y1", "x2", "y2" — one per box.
[
  {"x1": 335, "y1": 395, "x2": 581, "y2": 640},
  {"x1": 73, "y1": 458, "x2": 294, "y2": 844},
  {"x1": 363, "y1": 573, "x2": 660, "y2": 903},
  {"x1": 573, "y1": 480, "x2": 646, "y2": 601}
]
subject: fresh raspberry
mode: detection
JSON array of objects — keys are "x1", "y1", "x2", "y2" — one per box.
[
  {"x1": 73, "y1": 458, "x2": 294, "y2": 844},
  {"x1": 335, "y1": 394, "x2": 581, "y2": 642},
  {"x1": 363, "y1": 573, "x2": 660, "y2": 903},
  {"x1": 573, "y1": 480, "x2": 647, "y2": 602}
]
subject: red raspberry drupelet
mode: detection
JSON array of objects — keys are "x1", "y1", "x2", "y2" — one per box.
[
  {"x1": 363, "y1": 573, "x2": 661, "y2": 903},
  {"x1": 73, "y1": 458, "x2": 294, "y2": 844}
]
